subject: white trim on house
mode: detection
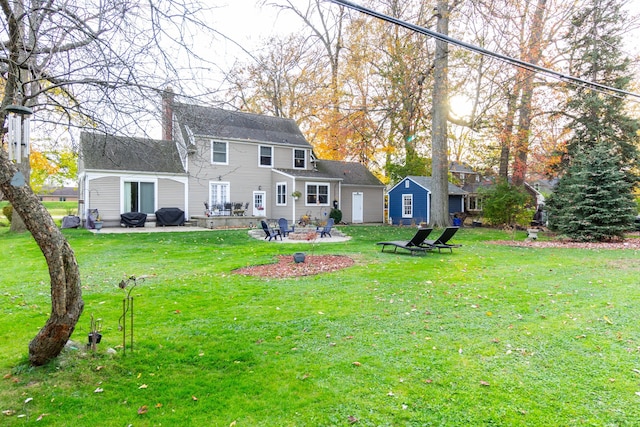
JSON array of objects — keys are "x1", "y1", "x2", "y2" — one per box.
[
  {"x1": 258, "y1": 144, "x2": 274, "y2": 167},
  {"x1": 80, "y1": 170, "x2": 189, "y2": 220}
]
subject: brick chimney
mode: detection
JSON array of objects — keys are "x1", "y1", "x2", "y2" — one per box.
[{"x1": 161, "y1": 87, "x2": 174, "y2": 141}]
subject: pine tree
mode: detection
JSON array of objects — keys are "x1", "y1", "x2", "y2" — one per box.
[
  {"x1": 547, "y1": 142, "x2": 636, "y2": 241},
  {"x1": 547, "y1": 0, "x2": 639, "y2": 241},
  {"x1": 562, "y1": 0, "x2": 639, "y2": 168}
]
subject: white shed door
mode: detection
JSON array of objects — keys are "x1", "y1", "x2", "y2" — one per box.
[{"x1": 352, "y1": 192, "x2": 364, "y2": 224}]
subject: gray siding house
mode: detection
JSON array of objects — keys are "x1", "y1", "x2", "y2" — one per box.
[{"x1": 77, "y1": 95, "x2": 385, "y2": 226}]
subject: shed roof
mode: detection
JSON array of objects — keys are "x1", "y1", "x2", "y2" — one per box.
[
  {"x1": 173, "y1": 103, "x2": 311, "y2": 148},
  {"x1": 403, "y1": 176, "x2": 467, "y2": 195},
  {"x1": 79, "y1": 132, "x2": 185, "y2": 174}
]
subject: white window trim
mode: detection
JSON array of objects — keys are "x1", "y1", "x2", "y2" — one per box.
[
  {"x1": 120, "y1": 176, "x2": 158, "y2": 214},
  {"x1": 293, "y1": 149, "x2": 306, "y2": 169},
  {"x1": 276, "y1": 182, "x2": 287, "y2": 206},
  {"x1": 208, "y1": 181, "x2": 231, "y2": 211},
  {"x1": 258, "y1": 145, "x2": 273, "y2": 167},
  {"x1": 402, "y1": 194, "x2": 413, "y2": 218},
  {"x1": 305, "y1": 182, "x2": 330, "y2": 206},
  {"x1": 211, "y1": 140, "x2": 228, "y2": 165}
]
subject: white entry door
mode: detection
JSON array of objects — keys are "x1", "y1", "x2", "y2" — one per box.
[
  {"x1": 352, "y1": 192, "x2": 364, "y2": 223},
  {"x1": 253, "y1": 191, "x2": 266, "y2": 216}
]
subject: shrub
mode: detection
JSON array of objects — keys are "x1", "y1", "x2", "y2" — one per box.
[
  {"x1": 479, "y1": 180, "x2": 531, "y2": 227},
  {"x1": 329, "y1": 208, "x2": 342, "y2": 224},
  {"x1": 2, "y1": 204, "x2": 12, "y2": 222}
]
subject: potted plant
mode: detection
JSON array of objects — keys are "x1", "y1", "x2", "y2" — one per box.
[
  {"x1": 94, "y1": 215, "x2": 103, "y2": 231},
  {"x1": 291, "y1": 190, "x2": 302, "y2": 200}
]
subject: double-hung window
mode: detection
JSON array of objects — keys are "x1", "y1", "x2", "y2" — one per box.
[
  {"x1": 306, "y1": 183, "x2": 329, "y2": 205},
  {"x1": 294, "y1": 149, "x2": 306, "y2": 169},
  {"x1": 402, "y1": 194, "x2": 413, "y2": 218},
  {"x1": 276, "y1": 183, "x2": 287, "y2": 206},
  {"x1": 259, "y1": 146, "x2": 273, "y2": 167},
  {"x1": 211, "y1": 140, "x2": 228, "y2": 164},
  {"x1": 124, "y1": 181, "x2": 155, "y2": 214}
]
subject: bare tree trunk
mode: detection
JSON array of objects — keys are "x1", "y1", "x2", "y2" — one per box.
[
  {"x1": 431, "y1": 0, "x2": 450, "y2": 227},
  {"x1": 0, "y1": 154, "x2": 83, "y2": 366},
  {"x1": 512, "y1": 0, "x2": 547, "y2": 186},
  {"x1": 498, "y1": 90, "x2": 518, "y2": 178}
]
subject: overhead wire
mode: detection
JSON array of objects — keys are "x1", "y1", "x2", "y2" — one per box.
[{"x1": 327, "y1": 0, "x2": 640, "y2": 101}]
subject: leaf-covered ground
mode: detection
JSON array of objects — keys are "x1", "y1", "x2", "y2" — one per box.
[
  {"x1": 233, "y1": 255, "x2": 354, "y2": 278},
  {"x1": 488, "y1": 239, "x2": 640, "y2": 250}
]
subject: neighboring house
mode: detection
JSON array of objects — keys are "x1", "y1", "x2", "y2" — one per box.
[
  {"x1": 387, "y1": 176, "x2": 466, "y2": 225},
  {"x1": 450, "y1": 162, "x2": 484, "y2": 214},
  {"x1": 77, "y1": 94, "x2": 385, "y2": 226},
  {"x1": 38, "y1": 186, "x2": 79, "y2": 202}
]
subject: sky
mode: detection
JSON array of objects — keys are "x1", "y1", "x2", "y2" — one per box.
[{"x1": 210, "y1": 1, "x2": 303, "y2": 62}]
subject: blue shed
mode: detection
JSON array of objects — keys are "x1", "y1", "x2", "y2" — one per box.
[{"x1": 387, "y1": 176, "x2": 467, "y2": 225}]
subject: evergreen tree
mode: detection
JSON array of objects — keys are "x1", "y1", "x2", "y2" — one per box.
[
  {"x1": 547, "y1": 142, "x2": 636, "y2": 241},
  {"x1": 547, "y1": 0, "x2": 639, "y2": 241},
  {"x1": 562, "y1": 0, "x2": 640, "y2": 170}
]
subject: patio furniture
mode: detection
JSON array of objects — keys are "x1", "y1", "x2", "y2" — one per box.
[
  {"x1": 233, "y1": 202, "x2": 246, "y2": 216},
  {"x1": 121, "y1": 212, "x2": 147, "y2": 228},
  {"x1": 423, "y1": 227, "x2": 462, "y2": 253},
  {"x1": 376, "y1": 228, "x2": 434, "y2": 255},
  {"x1": 261, "y1": 220, "x2": 282, "y2": 241},
  {"x1": 278, "y1": 218, "x2": 295, "y2": 237},
  {"x1": 316, "y1": 218, "x2": 334, "y2": 238},
  {"x1": 155, "y1": 207, "x2": 185, "y2": 226}
]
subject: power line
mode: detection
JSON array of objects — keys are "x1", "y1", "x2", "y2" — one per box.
[{"x1": 328, "y1": 0, "x2": 640, "y2": 101}]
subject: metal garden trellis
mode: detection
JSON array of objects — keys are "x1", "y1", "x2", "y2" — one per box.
[{"x1": 118, "y1": 276, "x2": 144, "y2": 355}]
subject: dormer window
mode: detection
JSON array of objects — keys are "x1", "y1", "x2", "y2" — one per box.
[
  {"x1": 259, "y1": 145, "x2": 273, "y2": 167},
  {"x1": 294, "y1": 149, "x2": 306, "y2": 169}
]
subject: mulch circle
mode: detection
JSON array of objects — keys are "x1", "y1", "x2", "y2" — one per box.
[{"x1": 233, "y1": 254, "x2": 354, "y2": 278}]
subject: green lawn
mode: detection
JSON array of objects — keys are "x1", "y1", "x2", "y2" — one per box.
[{"x1": 1, "y1": 225, "x2": 639, "y2": 426}]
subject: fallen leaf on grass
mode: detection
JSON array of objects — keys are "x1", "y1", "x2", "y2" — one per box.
[
  {"x1": 192, "y1": 396, "x2": 198, "y2": 401},
  {"x1": 603, "y1": 315, "x2": 613, "y2": 324},
  {"x1": 137, "y1": 405, "x2": 148, "y2": 415},
  {"x1": 3, "y1": 373, "x2": 12, "y2": 379},
  {"x1": 139, "y1": 384, "x2": 148, "y2": 389},
  {"x1": 2, "y1": 409, "x2": 16, "y2": 416},
  {"x1": 480, "y1": 381, "x2": 490, "y2": 386},
  {"x1": 36, "y1": 413, "x2": 48, "y2": 421},
  {"x1": 352, "y1": 361, "x2": 361, "y2": 367},
  {"x1": 348, "y1": 415, "x2": 359, "y2": 423},
  {"x1": 155, "y1": 403, "x2": 163, "y2": 408},
  {"x1": 94, "y1": 388, "x2": 104, "y2": 393}
]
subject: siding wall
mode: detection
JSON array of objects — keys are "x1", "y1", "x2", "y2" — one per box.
[
  {"x1": 158, "y1": 178, "x2": 186, "y2": 210},
  {"x1": 87, "y1": 176, "x2": 120, "y2": 220}
]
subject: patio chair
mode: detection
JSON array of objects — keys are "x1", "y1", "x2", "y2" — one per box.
[
  {"x1": 278, "y1": 218, "x2": 295, "y2": 237},
  {"x1": 376, "y1": 228, "x2": 434, "y2": 255},
  {"x1": 316, "y1": 218, "x2": 334, "y2": 238},
  {"x1": 423, "y1": 227, "x2": 462, "y2": 253},
  {"x1": 261, "y1": 220, "x2": 282, "y2": 241}
]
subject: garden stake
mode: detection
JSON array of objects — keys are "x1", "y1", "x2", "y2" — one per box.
[{"x1": 118, "y1": 276, "x2": 144, "y2": 355}]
